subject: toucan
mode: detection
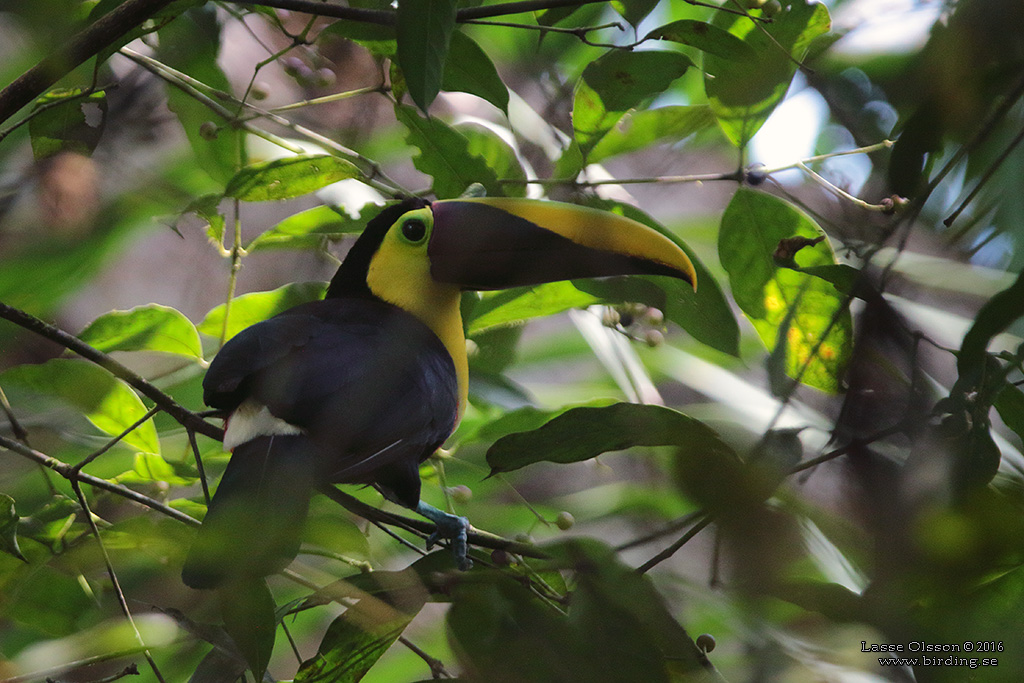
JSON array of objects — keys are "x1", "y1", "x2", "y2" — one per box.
[{"x1": 181, "y1": 197, "x2": 697, "y2": 588}]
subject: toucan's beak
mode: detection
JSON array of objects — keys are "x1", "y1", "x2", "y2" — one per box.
[{"x1": 428, "y1": 198, "x2": 697, "y2": 291}]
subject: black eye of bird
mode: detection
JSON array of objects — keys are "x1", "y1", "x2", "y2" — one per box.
[{"x1": 401, "y1": 218, "x2": 427, "y2": 243}]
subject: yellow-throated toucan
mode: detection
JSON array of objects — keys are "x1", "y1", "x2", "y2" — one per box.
[{"x1": 181, "y1": 197, "x2": 696, "y2": 588}]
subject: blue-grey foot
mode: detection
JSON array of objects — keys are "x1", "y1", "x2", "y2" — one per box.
[{"x1": 415, "y1": 501, "x2": 473, "y2": 570}]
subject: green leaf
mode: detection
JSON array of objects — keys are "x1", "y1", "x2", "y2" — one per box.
[
  {"x1": 185, "y1": 193, "x2": 226, "y2": 244},
  {"x1": 0, "y1": 359, "x2": 160, "y2": 454},
  {"x1": 115, "y1": 452, "x2": 198, "y2": 486},
  {"x1": 611, "y1": 0, "x2": 660, "y2": 28},
  {"x1": 198, "y1": 281, "x2": 327, "y2": 342},
  {"x1": 28, "y1": 88, "x2": 107, "y2": 160},
  {"x1": 719, "y1": 189, "x2": 851, "y2": 391},
  {"x1": 78, "y1": 304, "x2": 203, "y2": 360},
  {"x1": 219, "y1": 579, "x2": 276, "y2": 679},
  {"x1": 395, "y1": 104, "x2": 501, "y2": 198},
  {"x1": 455, "y1": 123, "x2": 527, "y2": 198},
  {"x1": 466, "y1": 281, "x2": 599, "y2": 335},
  {"x1": 584, "y1": 198, "x2": 741, "y2": 357},
  {"x1": 442, "y1": 31, "x2": 509, "y2": 114},
  {"x1": 0, "y1": 495, "x2": 27, "y2": 562},
  {"x1": 995, "y1": 384, "x2": 1024, "y2": 444},
  {"x1": 704, "y1": 0, "x2": 831, "y2": 147},
  {"x1": 645, "y1": 20, "x2": 759, "y2": 62},
  {"x1": 588, "y1": 105, "x2": 716, "y2": 163},
  {"x1": 90, "y1": 0, "x2": 201, "y2": 63},
  {"x1": 321, "y1": 19, "x2": 397, "y2": 58},
  {"x1": 486, "y1": 403, "x2": 734, "y2": 475},
  {"x1": 157, "y1": 6, "x2": 240, "y2": 184},
  {"x1": 247, "y1": 205, "x2": 367, "y2": 252},
  {"x1": 573, "y1": 50, "x2": 693, "y2": 157},
  {"x1": 956, "y1": 268, "x2": 1024, "y2": 393},
  {"x1": 396, "y1": 0, "x2": 457, "y2": 112},
  {"x1": 295, "y1": 594, "x2": 420, "y2": 682},
  {"x1": 225, "y1": 155, "x2": 362, "y2": 202}
]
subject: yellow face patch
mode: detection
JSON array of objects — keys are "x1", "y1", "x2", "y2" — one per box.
[{"x1": 365, "y1": 206, "x2": 468, "y2": 416}]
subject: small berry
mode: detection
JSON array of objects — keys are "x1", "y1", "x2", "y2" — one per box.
[
  {"x1": 250, "y1": 82, "x2": 270, "y2": 101},
  {"x1": 762, "y1": 0, "x2": 781, "y2": 17},
  {"x1": 490, "y1": 549, "x2": 511, "y2": 566},
  {"x1": 644, "y1": 308, "x2": 664, "y2": 326},
  {"x1": 746, "y1": 169, "x2": 767, "y2": 186},
  {"x1": 555, "y1": 511, "x2": 575, "y2": 530},
  {"x1": 198, "y1": 121, "x2": 218, "y2": 140},
  {"x1": 314, "y1": 68, "x2": 337, "y2": 88},
  {"x1": 644, "y1": 329, "x2": 664, "y2": 348},
  {"x1": 696, "y1": 633, "x2": 716, "y2": 653},
  {"x1": 448, "y1": 485, "x2": 473, "y2": 504},
  {"x1": 745, "y1": 0, "x2": 767, "y2": 7},
  {"x1": 282, "y1": 56, "x2": 304, "y2": 77}
]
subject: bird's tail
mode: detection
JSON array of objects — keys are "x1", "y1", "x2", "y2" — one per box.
[{"x1": 182, "y1": 434, "x2": 316, "y2": 589}]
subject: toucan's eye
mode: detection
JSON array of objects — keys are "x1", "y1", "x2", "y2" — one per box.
[{"x1": 401, "y1": 218, "x2": 428, "y2": 243}]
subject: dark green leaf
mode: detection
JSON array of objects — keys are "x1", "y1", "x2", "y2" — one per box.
[
  {"x1": 295, "y1": 594, "x2": 421, "y2": 681},
  {"x1": 454, "y1": 122, "x2": 526, "y2": 197},
  {"x1": 705, "y1": 0, "x2": 831, "y2": 147},
  {"x1": 442, "y1": 31, "x2": 509, "y2": 114},
  {"x1": 0, "y1": 495, "x2": 27, "y2": 562},
  {"x1": 219, "y1": 579, "x2": 276, "y2": 679},
  {"x1": 584, "y1": 198, "x2": 741, "y2": 357},
  {"x1": 395, "y1": 104, "x2": 501, "y2": 198},
  {"x1": 611, "y1": 0, "x2": 660, "y2": 28},
  {"x1": 396, "y1": 0, "x2": 457, "y2": 112},
  {"x1": 78, "y1": 304, "x2": 203, "y2": 360},
  {"x1": 486, "y1": 403, "x2": 734, "y2": 475},
  {"x1": 574, "y1": 50, "x2": 693, "y2": 157},
  {"x1": 28, "y1": 89, "x2": 107, "y2": 160},
  {"x1": 995, "y1": 384, "x2": 1024, "y2": 443},
  {"x1": 90, "y1": 0, "x2": 201, "y2": 63},
  {"x1": 646, "y1": 20, "x2": 758, "y2": 61},
  {"x1": 589, "y1": 105, "x2": 715, "y2": 163},
  {"x1": 157, "y1": 6, "x2": 240, "y2": 184},
  {"x1": 225, "y1": 155, "x2": 362, "y2": 202},
  {"x1": 198, "y1": 281, "x2": 327, "y2": 342},
  {"x1": 719, "y1": 189, "x2": 851, "y2": 391},
  {"x1": 247, "y1": 205, "x2": 367, "y2": 252},
  {"x1": 956, "y1": 268, "x2": 1024, "y2": 393},
  {"x1": 0, "y1": 359, "x2": 160, "y2": 454}
]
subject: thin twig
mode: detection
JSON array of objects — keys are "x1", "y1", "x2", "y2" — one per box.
[
  {"x1": 71, "y1": 406, "x2": 161, "y2": 475},
  {"x1": 0, "y1": 302, "x2": 222, "y2": 441},
  {"x1": 0, "y1": 434, "x2": 200, "y2": 527},
  {"x1": 636, "y1": 514, "x2": 712, "y2": 574},
  {"x1": 70, "y1": 479, "x2": 167, "y2": 683},
  {"x1": 399, "y1": 636, "x2": 453, "y2": 679},
  {"x1": 186, "y1": 428, "x2": 212, "y2": 506},
  {"x1": 944, "y1": 122, "x2": 1024, "y2": 227}
]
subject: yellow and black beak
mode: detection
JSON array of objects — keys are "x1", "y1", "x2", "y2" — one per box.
[{"x1": 427, "y1": 198, "x2": 697, "y2": 291}]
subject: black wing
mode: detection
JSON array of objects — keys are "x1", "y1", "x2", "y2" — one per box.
[{"x1": 203, "y1": 296, "x2": 459, "y2": 505}]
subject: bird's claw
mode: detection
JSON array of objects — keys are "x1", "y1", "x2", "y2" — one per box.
[{"x1": 416, "y1": 502, "x2": 473, "y2": 570}]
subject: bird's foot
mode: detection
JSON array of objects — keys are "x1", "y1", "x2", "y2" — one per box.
[{"x1": 415, "y1": 501, "x2": 473, "y2": 570}]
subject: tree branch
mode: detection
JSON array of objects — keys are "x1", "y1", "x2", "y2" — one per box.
[
  {"x1": 0, "y1": 0, "x2": 176, "y2": 126},
  {"x1": 0, "y1": 302, "x2": 222, "y2": 441},
  {"x1": 228, "y1": 0, "x2": 610, "y2": 24}
]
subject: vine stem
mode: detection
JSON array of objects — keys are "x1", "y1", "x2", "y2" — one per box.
[{"x1": 0, "y1": 302, "x2": 222, "y2": 441}]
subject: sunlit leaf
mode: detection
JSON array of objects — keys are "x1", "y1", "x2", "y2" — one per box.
[
  {"x1": 0, "y1": 359, "x2": 160, "y2": 454},
  {"x1": 115, "y1": 453, "x2": 198, "y2": 487},
  {"x1": 573, "y1": 50, "x2": 693, "y2": 157},
  {"x1": 719, "y1": 189, "x2": 851, "y2": 391},
  {"x1": 466, "y1": 281, "x2": 599, "y2": 335},
  {"x1": 705, "y1": 0, "x2": 831, "y2": 147},
  {"x1": 396, "y1": 0, "x2": 457, "y2": 112},
  {"x1": 443, "y1": 31, "x2": 509, "y2": 114},
  {"x1": 395, "y1": 104, "x2": 500, "y2": 198},
  {"x1": 247, "y1": 205, "x2": 366, "y2": 252},
  {"x1": 588, "y1": 105, "x2": 715, "y2": 163},
  {"x1": 487, "y1": 403, "x2": 734, "y2": 475},
  {"x1": 225, "y1": 155, "x2": 362, "y2": 202},
  {"x1": 78, "y1": 304, "x2": 203, "y2": 360},
  {"x1": 198, "y1": 282, "x2": 327, "y2": 342},
  {"x1": 645, "y1": 20, "x2": 758, "y2": 61}
]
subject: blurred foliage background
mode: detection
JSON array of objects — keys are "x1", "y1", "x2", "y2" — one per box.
[{"x1": 2, "y1": 0, "x2": 1024, "y2": 681}]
